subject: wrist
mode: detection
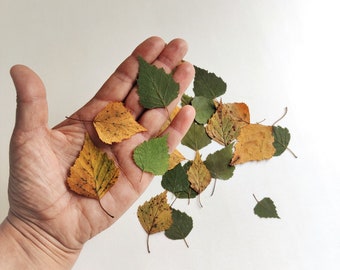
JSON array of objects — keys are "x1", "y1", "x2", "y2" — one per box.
[{"x1": 0, "y1": 213, "x2": 81, "y2": 270}]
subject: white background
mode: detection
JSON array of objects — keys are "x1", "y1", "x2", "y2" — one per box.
[{"x1": 1, "y1": 1, "x2": 339, "y2": 269}]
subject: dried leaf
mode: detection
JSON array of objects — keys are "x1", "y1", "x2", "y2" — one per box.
[
  {"x1": 206, "y1": 101, "x2": 250, "y2": 146},
  {"x1": 230, "y1": 124, "x2": 276, "y2": 165},
  {"x1": 193, "y1": 66, "x2": 227, "y2": 99},
  {"x1": 272, "y1": 126, "x2": 291, "y2": 156},
  {"x1": 158, "y1": 106, "x2": 180, "y2": 135},
  {"x1": 94, "y1": 101, "x2": 147, "y2": 144},
  {"x1": 133, "y1": 135, "x2": 169, "y2": 175},
  {"x1": 137, "y1": 56, "x2": 179, "y2": 109},
  {"x1": 137, "y1": 191, "x2": 173, "y2": 252},
  {"x1": 181, "y1": 122, "x2": 211, "y2": 151},
  {"x1": 187, "y1": 151, "x2": 211, "y2": 195},
  {"x1": 204, "y1": 145, "x2": 235, "y2": 180},
  {"x1": 165, "y1": 208, "x2": 193, "y2": 248},
  {"x1": 67, "y1": 133, "x2": 120, "y2": 200},
  {"x1": 168, "y1": 149, "x2": 186, "y2": 170},
  {"x1": 161, "y1": 163, "x2": 198, "y2": 200},
  {"x1": 191, "y1": 96, "x2": 216, "y2": 124},
  {"x1": 253, "y1": 195, "x2": 280, "y2": 219}
]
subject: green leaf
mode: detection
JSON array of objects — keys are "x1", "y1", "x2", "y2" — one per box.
[
  {"x1": 272, "y1": 126, "x2": 291, "y2": 156},
  {"x1": 133, "y1": 135, "x2": 169, "y2": 175},
  {"x1": 181, "y1": 122, "x2": 211, "y2": 151},
  {"x1": 165, "y1": 208, "x2": 193, "y2": 247},
  {"x1": 161, "y1": 163, "x2": 197, "y2": 199},
  {"x1": 181, "y1": 94, "x2": 193, "y2": 106},
  {"x1": 253, "y1": 195, "x2": 280, "y2": 218},
  {"x1": 193, "y1": 66, "x2": 227, "y2": 99},
  {"x1": 137, "y1": 56, "x2": 179, "y2": 109},
  {"x1": 204, "y1": 145, "x2": 235, "y2": 180},
  {"x1": 191, "y1": 96, "x2": 216, "y2": 124}
]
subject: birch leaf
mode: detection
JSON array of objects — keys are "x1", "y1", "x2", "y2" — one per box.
[
  {"x1": 137, "y1": 191, "x2": 173, "y2": 253},
  {"x1": 181, "y1": 122, "x2": 211, "y2": 151},
  {"x1": 137, "y1": 56, "x2": 179, "y2": 109},
  {"x1": 191, "y1": 96, "x2": 216, "y2": 124},
  {"x1": 133, "y1": 135, "x2": 169, "y2": 175},
  {"x1": 253, "y1": 195, "x2": 280, "y2": 219},
  {"x1": 165, "y1": 209, "x2": 193, "y2": 248},
  {"x1": 272, "y1": 126, "x2": 291, "y2": 156},
  {"x1": 230, "y1": 124, "x2": 276, "y2": 165},
  {"x1": 187, "y1": 151, "x2": 211, "y2": 195},
  {"x1": 193, "y1": 66, "x2": 227, "y2": 99},
  {"x1": 94, "y1": 101, "x2": 147, "y2": 144},
  {"x1": 206, "y1": 101, "x2": 250, "y2": 146}
]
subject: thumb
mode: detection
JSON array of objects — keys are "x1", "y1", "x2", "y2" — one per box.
[{"x1": 10, "y1": 65, "x2": 48, "y2": 132}]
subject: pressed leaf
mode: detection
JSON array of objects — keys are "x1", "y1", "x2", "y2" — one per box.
[
  {"x1": 204, "y1": 145, "x2": 235, "y2": 180},
  {"x1": 191, "y1": 96, "x2": 216, "y2": 124},
  {"x1": 67, "y1": 133, "x2": 120, "y2": 200},
  {"x1": 137, "y1": 56, "x2": 179, "y2": 109},
  {"x1": 165, "y1": 208, "x2": 193, "y2": 248},
  {"x1": 253, "y1": 195, "x2": 280, "y2": 219},
  {"x1": 272, "y1": 126, "x2": 291, "y2": 156},
  {"x1": 168, "y1": 149, "x2": 186, "y2": 171},
  {"x1": 206, "y1": 101, "x2": 250, "y2": 146},
  {"x1": 181, "y1": 122, "x2": 211, "y2": 151},
  {"x1": 193, "y1": 66, "x2": 227, "y2": 99},
  {"x1": 137, "y1": 191, "x2": 173, "y2": 252},
  {"x1": 187, "y1": 151, "x2": 211, "y2": 195},
  {"x1": 93, "y1": 101, "x2": 147, "y2": 144},
  {"x1": 230, "y1": 124, "x2": 276, "y2": 165},
  {"x1": 181, "y1": 93, "x2": 193, "y2": 106},
  {"x1": 161, "y1": 163, "x2": 197, "y2": 200},
  {"x1": 158, "y1": 106, "x2": 180, "y2": 135},
  {"x1": 133, "y1": 135, "x2": 169, "y2": 175}
]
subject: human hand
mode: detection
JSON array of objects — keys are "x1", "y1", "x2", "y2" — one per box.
[{"x1": 1, "y1": 37, "x2": 195, "y2": 269}]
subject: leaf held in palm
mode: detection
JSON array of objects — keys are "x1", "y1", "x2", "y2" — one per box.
[
  {"x1": 137, "y1": 56, "x2": 179, "y2": 109},
  {"x1": 93, "y1": 101, "x2": 147, "y2": 144},
  {"x1": 133, "y1": 135, "x2": 169, "y2": 175}
]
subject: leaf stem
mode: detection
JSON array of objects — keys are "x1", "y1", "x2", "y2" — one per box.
[
  {"x1": 272, "y1": 107, "x2": 288, "y2": 126},
  {"x1": 210, "y1": 178, "x2": 217, "y2": 196},
  {"x1": 252, "y1": 194, "x2": 259, "y2": 203},
  {"x1": 65, "y1": 116, "x2": 93, "y2": 123},
  {"x1": 147, "y1": 233, "x2": 151, "y2": 253},
  {"x1": 183, "y1": 238, "x2": 189, "y2": 248},
  {"x1": 98, "y1": 200, "x2": 114, "y2": 218}
]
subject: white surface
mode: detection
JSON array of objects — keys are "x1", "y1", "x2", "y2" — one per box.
[{"x1": 1, "y1": 0, "x2": 339, "y2": 269}]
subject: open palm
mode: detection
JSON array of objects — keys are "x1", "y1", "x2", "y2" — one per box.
[{"x1": 7, "y1": 37, "x2": 195, "y2": 255}]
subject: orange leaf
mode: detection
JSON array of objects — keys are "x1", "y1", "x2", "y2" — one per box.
[
  {"x1": 187, "y1": 151, "x2": 211, "y2": 194},
  {"x1": 67, "y1": 133, "x2": 120, "y2": 199},
  {"x1": 94, "y1": 101, "x2": 147, "y2": 144},
  {"x1": 206, "y1": 101, "x2": 250, "y2": 146},
  {"x1": 230, "y1": 124, "x2": 276, "y2": 165}
]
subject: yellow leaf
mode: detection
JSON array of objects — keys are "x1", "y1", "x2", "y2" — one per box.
[
  {"x1": 230, "y1": 124, "x2": 276, "y2": 165},
  {"x1": 94, "y1": 101, "x2": 147, "y2": 144},
  {"x1": 168, "y1": 149, "x2": 186, "y2": 170},
  {"x1": 206, "y1": 101, "x2": 250, "y2": 146},
  {"x1": 67, "y1": 133, "x2": 120, "y2": 199},
  {"x1": 187, "y1": 151, "x2": 211, "y2": 194},
  {"x1": 158, "y1": 106, "x2": 180, "y2": 135},
  {"x1": 137, "y1": 191, "x2": 173, "y2": 253}
]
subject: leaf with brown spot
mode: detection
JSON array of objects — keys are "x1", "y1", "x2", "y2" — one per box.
[
  {"x1": 94, "y1": 101, "x2": 147, "y2": 144},
  {"x1": 206, "y1": 101, "x2": 250, "y2": 146},
  {"x1": 137, "y1": 191, "x2": 173, "y2": 253},
  {"x1": 230, "y1": 124, "x2": 276, "y2": 165},
  {"x1": 67, "y1": 133, "x2": 120, "y2": 217}
]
